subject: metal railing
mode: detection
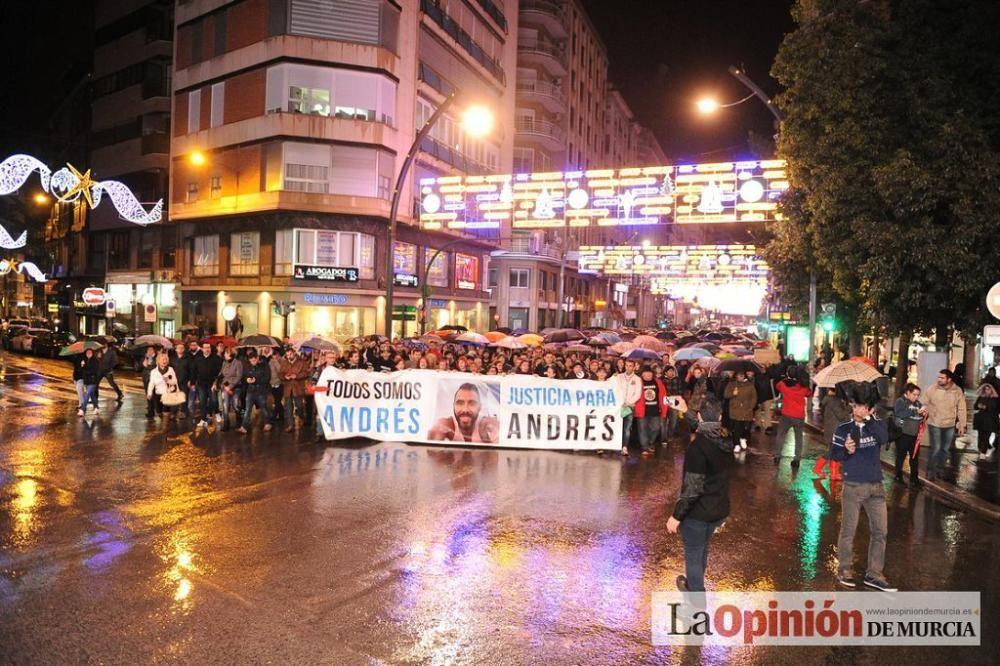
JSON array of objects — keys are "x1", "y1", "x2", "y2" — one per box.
[
  {"x1": 520, "y1": 0, "x2": 565, "y2": 20},
  {"x1": 514, "y1": 117, "x2": 565, "y2": 143},
  {"x1": 422, "y1": 0, "x2": 506, "y2": 84},
  {"x1": 516, "y1": 79, "x2": 564, "y2": 102},
  {"x1": 518, "y1": 39, "x2": 565, "y2": 60}
]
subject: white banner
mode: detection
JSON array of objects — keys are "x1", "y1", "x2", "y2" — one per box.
[{"x1": 313, "y1": 368, "x2": 623, "y2": 450}]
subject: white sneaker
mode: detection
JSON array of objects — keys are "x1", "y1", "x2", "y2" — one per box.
[
  {"x1": 77, "y1": 409, "x2": 84, "y2": 417},
  {"x1": 215, "y1": 413, "x2": 223, "y2": 423},
  {"x1": 94, "y1": 409, "x2": 100, "y2": 416},
  {"x1": 197, "y1": 419, "x2": 207, "y2": 428},
  {"x1": 621, "y1": 446, "x2": 629, "y2": 456}
]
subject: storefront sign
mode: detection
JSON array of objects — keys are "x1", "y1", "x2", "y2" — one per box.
[
  {"x1": 106, "y1": 271, "x2": 152, "y2": 284},
  {"x1": 314, "y1": 369, "x2": 623, "y2": 450},
  {"x1": 303, "y1": 292, "x2": 349, "y2": 306},
  {"x1": 292, "y1": 265, "x2": 359, "y2": 282},
  {"x1": 82, "y1": 287, "x2": 106, "y2": 306},
  {"x1": 455, "y1": 253, "x2": 480, "y2": 290},
  {"x1": 394, "y1": 273, "x2": 418, "y2": 288},
  {"x1": 143, "y1": 303, "x2": 157, "y2": 323},
  {"x1": 428, "y1": 299, "x2": 447, "y2": 308}
]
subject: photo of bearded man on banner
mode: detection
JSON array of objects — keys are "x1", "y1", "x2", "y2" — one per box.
[{"x1": 428, "y1": 380, "x2": 501, "y2": 444}]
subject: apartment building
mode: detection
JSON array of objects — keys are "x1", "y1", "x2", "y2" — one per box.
[
  {"x1": 489, "y1": 0, "x2": 668, "y2": 331},
  {"x1": 46, "y1": 0, "x2": 175, "y2": 336},
  {"x1": 168, "y1": 0, "x2": 518, "y2": 340}
]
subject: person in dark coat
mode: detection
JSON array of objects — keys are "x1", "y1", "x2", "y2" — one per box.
[
  {"x1": 78, "y1": 348, "x2": 101, "y2": 416},
  {"x1": 238, "y1": 351, "x2": 272, "y2": 434},
  {"x1": 667, "y1": 396, "x2": 734, "y2": 592},
  {"x1": 97, "y1": 346, "x2": 124, "y2": 402},
  {"x1": 973, "y1": 383, "x2": 999, "y2": 461},
  {"x1": 813, "y1": 388, "x2": 851, "y2": 480}
]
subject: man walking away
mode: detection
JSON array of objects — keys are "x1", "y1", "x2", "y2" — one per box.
[
  {"x1": 667, "y1": 397, "x2": 734, "y2": 592},
  {"x1": 773, "y1": 366, "x2": 812, "y2": 467},
  {"x1": 830, "y1": 383, "x2": 896, "y2": 592},
  {"x1": 663, "y1": 365, "x2": 686, "y2": 441},
  {"x1": 923, "y1": 369, "x2": 967, "y2": 480},
  {"x1": 99, "y1": 346, "x2": 124, "y2": 402}
]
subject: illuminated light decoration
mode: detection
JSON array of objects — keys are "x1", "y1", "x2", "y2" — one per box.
[
  {"x1": 418, "y1": 159, "x2": 787, "y2": 230},
  {"x1": 739, "y1": 179, "x2": 765, "y2": 203},
  {"x1": 0, "y1": 153, "x2": 163, "y2": 225},
  {"x1": 0, "y1": 223, "x2": 26, "y2": 249},
  {"x1": 0, "y1": 258, "x2": 47, "y2": 283}
]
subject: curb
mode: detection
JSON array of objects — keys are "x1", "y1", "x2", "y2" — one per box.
[{"x1": 802, "y1": 419, "x2": 1000, "y2": 522}]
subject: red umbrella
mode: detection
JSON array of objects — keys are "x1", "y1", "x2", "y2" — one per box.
[{"x1": 202, "y1": 335, "x2": 238, "y2": 347}]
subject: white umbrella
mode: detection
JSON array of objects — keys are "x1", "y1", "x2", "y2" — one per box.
[
  {"x1": 493, "y1": 336, "x2": 527, "y2": 350},
  {"x1": 814, "y1": 360, "x2": 884, "y2": 388},
  {"x1": 133, "y1": 334, "x2": 173, "y2": 348},
  {"x1": 294, "y1": 336, "x2": 341, "y2": 352},
  {"x1": 455, "y1": 332, "x2": 489, "y2": 345}
]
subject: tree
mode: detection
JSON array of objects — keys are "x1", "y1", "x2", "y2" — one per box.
[{"x1": 768, "y1": 0, "x2": 1000, "y2": 357}]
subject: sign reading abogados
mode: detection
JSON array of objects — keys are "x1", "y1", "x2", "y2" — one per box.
[{"x1": 312, "y1": 368, "x2": 623, "y2": 450}]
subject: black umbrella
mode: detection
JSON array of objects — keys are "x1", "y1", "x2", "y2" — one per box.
[
  {"x1": 494, "y1": 327, "x2": 513, "y2": 334},
  {"x1": 711, "y1": 359, "x2": 763, "y2": 376},
  {"x1": 543, "y1": 328, "x2": 587, "y2": 343},
  {"x1": 655, "y1": 331, "x2": 677, "y2": 340},
  {"x1": 237, "y1": 334, "x2": 282, "y2": 348},
  {"x1": 439, "y1": 325, "x2": 468, "y2": 332}
]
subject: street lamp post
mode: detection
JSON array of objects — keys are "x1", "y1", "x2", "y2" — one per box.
[{"x1": 383, "y1": 94, "x2": 493, "y2": 338}]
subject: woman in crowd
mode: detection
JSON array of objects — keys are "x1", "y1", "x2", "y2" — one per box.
[
  {"x1": 78, "y1": 348, "x2": 101, "y2": 417},
  {"x1": 217, "y1": 347, "x2": 243, "y2": 432},
  {"x1": 146, "y1": 353, "x2": 182, "y2": 427},
  {"x1": 973, "y1": 383, "x2": 999, "y2": 461}
]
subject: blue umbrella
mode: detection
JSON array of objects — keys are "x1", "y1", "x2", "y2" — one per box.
[
  {"x1": 623, "y1": 348, "x2": 662, "y2": 362},
  {"x1": 673, "y1": 347, "x2": 714, "y2": 361}
]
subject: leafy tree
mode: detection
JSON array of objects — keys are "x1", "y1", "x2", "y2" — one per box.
[{"x1": 768, "y1": 0, "x2": 1000, "y2": 365}]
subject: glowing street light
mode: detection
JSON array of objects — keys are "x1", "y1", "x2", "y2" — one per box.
[
  {"x1": 462, "y1": 105, "x2": 495, "y2": 138},
  {"x1": 189, "y1": 150, "x2": 207, "y2": 166},
  {"x1": 696, "y1": 98, "x2": 720, "y2": 114},
  {"x1": 32, "y1": 193, "x2": 49, "y2": 205}
]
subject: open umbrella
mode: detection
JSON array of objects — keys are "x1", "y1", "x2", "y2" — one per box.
[
  {"x1": 202, "y1": 335, "x2": 238, "y2": 347},
  {"x1": 455, "y1": 332, "x2": 489, "y2": 345},
  {"x1": 633, "y1": 334, "x2": 661, "y2": 350},
  {"x1": 485, "y1": 331, "x2": 508, "y2": 343},
  {"x1": 440, "y1": 325, "x2": 468, "y2": 332},
  {"x1": 711, "y1": 359, "x2": 762, "y2": 376},
  {"x1": 510, "y1": 328, "x2": 530, "y2": 336},
  {"x1": 59, "y1": 340, "x2": 105, "y2": 356},
  {"x1": 587, "y1": 336, "x2": 610, "y2": 347},
  {"x1": 693, "y1": 342, "x2": 722, "y2": 352},
  {"x1": 295, "y1": 336, "x2": 341, "y2": 352},
  {"x1": 814, "y1": 360, "x2": 884, "y2": 388},
  {"x1": 400, "y1": 339, "x2": 428, "y2": 351},
  {"x1": 494, "y1": 327, "x2": 513, "y2": 335},
  {"x1": 133, "y1": 334, "x2": 173, "y2": 348},
  {"x1": 237, "y1": 334, "x2": 282, "y2": 348},
  {"x1": 849, "y1": 356, "x2": 877, "y2": 368},
  {"x1": 623, "y1": 348, "x2": 662, "y2": 362},
  {"x1": 543, "y1": 328, "x2": 587, "y2": 343},
  {"x1": 673, "y1": 347, "x2": 713, "y2": 361},
  {"x1": 419, "y1": 334, "x2": 445, "y2": 346},
  {"x1": 517, "y1": 333, "x2": 544, "y2": 347},
  {"x1": 493, "y1": 336, "x2": 527, "y2": 350},
  {"x1": 179, "y1": 324, "x2": 200, "y2": 333},
  {"x1": 610, "y1": 341, "x2": 636, "y2": 355},
  {"x1": 565, "y1": 343, "x2": 593, "y2": 353},
  {"x1": 692, "y1": 356, "x2": 722, "y2": 372}
]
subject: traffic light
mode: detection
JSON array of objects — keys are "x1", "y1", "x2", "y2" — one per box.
[{"x1": 822, "y1": 320, "x2": 836, "y2": 332}]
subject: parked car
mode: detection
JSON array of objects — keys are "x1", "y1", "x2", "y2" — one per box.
[
  {"x1": 2, "y1": 325, "x2": 28, "y2": 350},
  {"x1": 9, "y1": 327, "x2": 49, "y2": 352},
  {"x1": 31, "y1": 330, "x2": 78, "y2": 358},
  {"x1": 29, "y1": 318, "x2": 52, "y2": 330}
]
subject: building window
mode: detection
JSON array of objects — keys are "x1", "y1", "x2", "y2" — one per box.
[
  {"x1": 393, "y1": 242, "x2": 417, "y2": 276},
  {"x1": 210, "y1": 82, "x2": 225, "y2": 127},
  {"x1": 210, "y1": 176, "x2": 222, "y2": 199},
  {"x1": 187, "y1": 89, "x2": 201, "y2": 134},
  {"x1": 274, "y1": 228, "x2": 294, "y2": 276},
  {"x1": 108, "y1": 231, "x2": 130, "y2": 270},
  {"x1": 137, "y1": 231, "x2": 154, "y2": 269},
  {"x1": 285, "y1": 164, "x2": 329, "y2": 193},
  {"x1": 267, "y1": 64, "x2": 397, "y2": 126},
  {"x1": 230, "y1": 231, "x2": 260, "y2": 276},
  {"x1": 289, "y1": 86, "x2": 331, "y2": 116},
  {"x1": 186, "y1": 182, "x2": 199, "y2": 203},
  {"x1": 192, "y1": 235, "x2": 219, "y2": 276},
  {"x1": 162, "y1": 229, "x2": 176, "y2": 269},
  {"x1": 425, "y1": 250, "x2": 449, "y2": 287},
  {"x1": 487, "y1": 268, "x2": 497, "y2": 289},
  {"x1": 509, "y1": 268, "x2": 529, "y2": 288},
  {"x1": 293, "y1": 229, "x2": 375, "y2": 279}
]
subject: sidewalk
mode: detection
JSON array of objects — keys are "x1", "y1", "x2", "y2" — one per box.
[{"x1": 804, "y1": 408, "x2": 1000, "y2": 521}]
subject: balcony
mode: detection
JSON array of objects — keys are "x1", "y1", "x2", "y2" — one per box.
[
  {"x1": 516, "y1": 79, "x2": 565, "y2": 114},
  {"x1": 518, "y1": 38, "x2": 567, "y2": 77},
  {"x1": 418, "y1": 135, "x2": 494, "y2": 175},
  {"x1": 422, "y1": 0, "x2": 506, "y2": 85},
  {"x1": 507, "y1": 235, "x2": 562, "y2": 259},
  {"x1": 141, "y1": 132, "x2": 169, "y2": 155},
  {"x1": 514, "y1": 117, "x2": 565, "y2": 151},
  {"x1": 519, "y1": 0, "x2": 567, "y2": 39}
]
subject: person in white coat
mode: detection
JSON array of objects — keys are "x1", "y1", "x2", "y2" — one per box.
[
  {"x1": 147, "y1": 353, "x2": 182, "y2": 423},
  {"x1": 615, "y1": 359, "x2": 643, "y2": 456}
]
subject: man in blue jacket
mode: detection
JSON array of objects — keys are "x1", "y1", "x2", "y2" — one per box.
[{"x1": 829, "y1": 390, "x2": 896, "y2": 592}]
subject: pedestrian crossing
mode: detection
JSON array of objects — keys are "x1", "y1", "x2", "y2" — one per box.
[{"x1": 0, "y1": 354, "x2": 145, "y2": 411}]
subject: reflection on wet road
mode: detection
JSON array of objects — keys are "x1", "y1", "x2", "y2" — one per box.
[{"x1": 1, "y1": 351, "x2": 998, "y2": 664}]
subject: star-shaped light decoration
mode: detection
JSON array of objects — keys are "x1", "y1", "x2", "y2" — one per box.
[{"x1": 55, "y1": 164, "x2": 96, "y2": 207}]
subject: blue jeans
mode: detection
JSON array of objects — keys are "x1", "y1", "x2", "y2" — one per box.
[
  {"x1": 242, "y1": 391, "x2": 271, "y2": 428},
  {"x1": 82, "y1": 384, "x2": 99, "y2": 411},
  {"x1": 679, "y1": 518, "x2": 723, "y2": 592},
  {"x1": 927, "y1": 425, "x2": 955, "y2": 478},
  {"x1": 196, "y1": 384, "x2": 217, "y2": 418},
  {"x1": 622, "y1": 413, "x2": 634, "y2": 449}
]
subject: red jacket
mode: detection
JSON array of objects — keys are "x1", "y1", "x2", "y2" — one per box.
[
  {"x1": 634, "y1": 378, "x2": 669, "y2": 418},
  {"x1": 776, "y1": 379, "x2": 811, "y2": 419}
]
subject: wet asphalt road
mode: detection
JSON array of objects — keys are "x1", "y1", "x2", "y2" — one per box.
[{"x1": 1, "y1": 352, "x2": 998, "y2": 665}]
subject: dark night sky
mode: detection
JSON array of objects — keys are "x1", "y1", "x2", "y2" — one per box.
[
  {"x1": 580, "y1": 0, "x2": 795, "y2": 161},
  {"x1": 0, "y1": 0, "x2": 794, "y2": 162}
]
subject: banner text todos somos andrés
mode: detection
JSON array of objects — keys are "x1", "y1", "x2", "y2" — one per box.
[{"x1": 313, "y1": 368, "x2": 623, "y2": 450}]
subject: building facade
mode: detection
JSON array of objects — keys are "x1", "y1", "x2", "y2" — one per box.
[
  {"x1": 488, "y1": 0, "x2": 667, "y2": 332},
  {"x1": 169, "y1": 0, "x2": 518, "y2": 340}
]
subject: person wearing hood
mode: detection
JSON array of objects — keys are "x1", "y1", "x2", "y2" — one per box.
[
  {"x1": 667, "y1": 396, "x2": 734, "y2": 592},
  {"x1": 973, "y1": 383, "x2": 999, "y2": 461}
]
